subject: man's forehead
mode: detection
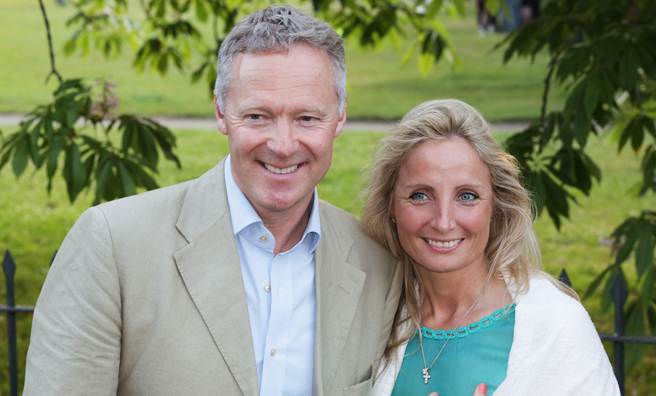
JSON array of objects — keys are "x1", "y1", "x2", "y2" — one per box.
[{"x1": 230, "y1": 45, "x2": 332, "y2": 77}]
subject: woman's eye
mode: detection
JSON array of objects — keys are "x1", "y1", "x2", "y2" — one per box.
[
  {"x1": 460, "y1": 192, "x2": 479, "y2": 203},
  {"x1": 410, "y1": 192, "x2": 428, "y2": 202}
]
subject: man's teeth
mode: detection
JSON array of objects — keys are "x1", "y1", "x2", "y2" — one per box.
[
  {"x1": 427, "y1": 239, "x2": 463, "y2": 248},
  {"x1": 264, "y1": 164, "x2": 299, "y2": 174}
]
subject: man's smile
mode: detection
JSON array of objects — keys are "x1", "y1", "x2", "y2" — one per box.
[{"x1": 263, "y1": 162, "x2": 301, "y2": 175}]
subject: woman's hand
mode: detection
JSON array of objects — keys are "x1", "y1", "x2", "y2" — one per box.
[{"x1": 427, "y1": 383, "x2": 488, "y2": 396}]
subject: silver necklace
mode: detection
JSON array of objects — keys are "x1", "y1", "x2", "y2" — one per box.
[{"x1": 419, "y1": 285, "x2": 486, "y2": 385}]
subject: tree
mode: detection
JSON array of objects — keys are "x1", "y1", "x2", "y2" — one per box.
[
  {"x1": 500, "y1": 0, "x2": 656, "y2": 370},
  {"x1": 0, "y1": 0, "x2": 182, "y2": 205}
]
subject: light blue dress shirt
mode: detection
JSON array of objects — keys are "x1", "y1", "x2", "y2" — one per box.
[{"x1": 224, "y1": 156, "x2": 320, "y2": 396}]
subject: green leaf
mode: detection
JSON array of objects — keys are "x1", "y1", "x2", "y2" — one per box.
[
  {"x1": 619, "y1": 118, "x2": 640, "y2": 153},
  {"x1": 541, "y1": 170, "x2": 570, "y2": 218},
  {"x1": 645, "y1": 117, "x2": 656, "y2": 141},
  {"x1": 63, "y1": 142, "x2": 86, "y2": 203},
  {"x1": 401, "y1": 39, "x2": 420, "y2": 66},
  {"x1": 93, "y1": 160, "x2": 112, "y2": 206},
  {"x1": 584, "y1": 265, "x2": 613, "y2": 299},
  {"x1": 484, "y1": 0, "x2": 500, "y2": 16},
  {"x1": 121, "y1": 121, "x2": 135, "y2": 152},
  {"x1": 418, "y1": 52, "x2": 434, "y2": 76},
  {"x1": 195, "y1": 0, "x2": 208, "y2": 22},
  {"x1": 11, "y1": 138, "x2": 28, "y2": 178},
  {"x1": 615, "y1": 225, "x2": 640, "y2": 266},
  {"x1": 426, "y1": 0, "x2": 444, "y2": 19},
  {"x1": 47, "y1": 137, "x2": 65, "y2": 180},
  {"x1": 631, "y1": 118, "x2": 645, "y2": 153},
  {"x1": 635, "y1": 226, "x2": 655, "y2": 278},
  {"x1": 625, "y1": 302, "x2": 646, "y2": 372},
  {"x1": 529, "y1": 170, "x2": 546, "y2": 216},
  {"x1": 137, "y1": 127, "x2": 159, "y2": 167},
  {"x1": 601, "y1": 269, "x2": 620, "y2": 313},
  {"x1": 583, "y1": 80, "x2": 599, "y2": 117},
  {"x1": 641, "y1": 265, "x2": 655, "y2": 308},
  {"x1": 452, "y1": 0, "x2": 466, "y2": 17},
  {"x1": 157, "y1": 54, "x2": 169, "y2": 75},
  {"x1": 117, "y1": 161, "x2": 137, "y2": 196},
  {"x1": 0, "y1": 142, "x2": 15, "y2": 171}
]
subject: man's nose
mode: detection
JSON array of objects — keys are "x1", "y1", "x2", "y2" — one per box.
[
  {"x1": 266, "y1": 120, "x2": 299, "y2": 157},
  {"x1": 429, "y1": 201, "x2": 456, "y2": 234}
]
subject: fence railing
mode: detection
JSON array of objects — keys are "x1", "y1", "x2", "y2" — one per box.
[{"x1": 2, "y1": 249, "x2": 655, "y2": 396}]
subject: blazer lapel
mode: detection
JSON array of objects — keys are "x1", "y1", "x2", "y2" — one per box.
[
  {"x1": 313, "y1": 202, "x2": 366, "y2": 396},
  {"x1": 174, "y1": 159, "x2": 259, "y2": 396}
]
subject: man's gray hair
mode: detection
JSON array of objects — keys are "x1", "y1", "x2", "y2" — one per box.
[{"x1": 215, "y1": 5, "x2": 347, "y2": 114}]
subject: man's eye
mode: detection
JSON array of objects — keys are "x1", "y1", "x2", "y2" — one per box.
[
  {"x1": 410, "y1": 192, "x2": 428, "y2": 202},
  {"x1": 299, "y1": 116, "x2": 315, "y2": 122},
  {"x1": 247, "y1": 114, "x2": 262, "y2": 120},
  {"x1": 460, "y1": 192, "x2": 479, "y2": 202}
]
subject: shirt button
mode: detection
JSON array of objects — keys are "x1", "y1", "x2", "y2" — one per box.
[
  {"x1": 271, "y1": 349, "x2": 276, "y2": 357},
  {"x1": 264, "y1": 284, "x2": 271, "y2": 292},
  {"x1": 260, "y1": 235, "x2": 267, "y2": 243}
]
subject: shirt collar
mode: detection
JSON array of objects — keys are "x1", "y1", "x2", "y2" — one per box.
[{"x1": 224, "y1": 155, "x2": 322, "y2": 252}]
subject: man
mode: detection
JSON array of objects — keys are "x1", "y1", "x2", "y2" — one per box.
[{"x1": 24, "y1": 5, "x2": 402, "y2": 396}]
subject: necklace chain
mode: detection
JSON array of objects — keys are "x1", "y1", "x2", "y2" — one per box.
[{"x1": 419, "y1": 283, "x2": 487, "y2": 385}]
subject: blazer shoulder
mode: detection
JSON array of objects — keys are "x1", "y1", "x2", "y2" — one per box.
[{"x1": 95, "y1": 179, "x2": 194, "y2": 223}]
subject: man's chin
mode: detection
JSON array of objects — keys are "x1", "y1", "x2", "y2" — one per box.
[{"x1": 254, "y1": 193, "x2": 313, "y2": 215}]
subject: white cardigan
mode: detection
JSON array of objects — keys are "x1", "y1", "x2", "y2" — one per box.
[{"x1": 372, "y1": 275, "x2": 620, "y2": 396}]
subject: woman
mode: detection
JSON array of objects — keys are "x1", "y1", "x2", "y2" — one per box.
[{"x1": 361, "y1": 100, "x2": 619, "y2": 396}]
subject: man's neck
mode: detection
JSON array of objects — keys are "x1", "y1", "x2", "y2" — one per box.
[{"x1": 257, "y1": 197, "x2": 313, "y2": 255}]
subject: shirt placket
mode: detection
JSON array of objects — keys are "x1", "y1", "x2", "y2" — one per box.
[{"x1": 260, "y1": 250, "x2": 294, "y2": 396}]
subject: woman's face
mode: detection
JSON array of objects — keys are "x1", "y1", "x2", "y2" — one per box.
[{"x1": 392, "y1": 137, "x2": 494, "y2": 275}]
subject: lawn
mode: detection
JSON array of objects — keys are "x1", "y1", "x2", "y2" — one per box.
[
  {"x1": 0, "y1": 0, "x2": 565, "y2": 121},
  {"x1": 0, "y1": 0, "x2": 654, "y2": 394},
  {"x1": 1, "y1": 128, "x2": 655, "y2": 394}
]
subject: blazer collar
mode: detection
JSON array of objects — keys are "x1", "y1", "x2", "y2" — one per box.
[
  {"x1": 174, "y1": 158, "x2": 259, "y2": 396},
  {"x1": 174, "y1": 159, "x2": 367, "y2": 396},
  {"x1": 313, "y1": 202, "x2": 366, "y2": 396}
]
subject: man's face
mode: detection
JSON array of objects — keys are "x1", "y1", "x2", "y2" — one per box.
[{"x1": 215, "y1": 44, "x2": 346, "y2": 221}]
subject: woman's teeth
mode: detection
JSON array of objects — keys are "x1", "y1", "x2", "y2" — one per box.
[
  {"x1": 427, "y1": 238, "x2": 463, "y2": 248},
  {"x1": 264, "y1": 164, "x2": 299, "y2": 174}
]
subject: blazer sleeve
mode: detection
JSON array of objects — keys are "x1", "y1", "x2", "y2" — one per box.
[
  {"x1": 375, "y1": 259, "x2": 403, "y2": 370},
  {"x1": 24, "y1": 207, "x2": 122, "y2": 396}
]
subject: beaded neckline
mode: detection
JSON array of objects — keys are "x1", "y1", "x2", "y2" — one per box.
[{"x1": 420, "y1": 303, "x2": 516, "y2": 340}]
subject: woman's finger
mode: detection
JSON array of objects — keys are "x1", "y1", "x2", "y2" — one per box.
[{"x1": 473, "y1": 383, "x2": 488, "y2": 396}]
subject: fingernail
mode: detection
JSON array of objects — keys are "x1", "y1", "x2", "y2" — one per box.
[{"x1": 477, "y1": 383, "x2": 488, "y2": 394}]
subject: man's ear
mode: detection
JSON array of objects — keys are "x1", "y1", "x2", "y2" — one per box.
[
  {"x1": 214, "y1": 91, "x2": 228, "y2": 136},
  {"x1": 333, "y1": 95, "x2": 347, "y2": 138}
]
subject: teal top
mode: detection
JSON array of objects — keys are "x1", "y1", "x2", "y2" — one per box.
[{"x1": 391, "y1": 304, "x2": 516, "y2": 396}]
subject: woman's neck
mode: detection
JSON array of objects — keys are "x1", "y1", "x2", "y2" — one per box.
[{"x1": 418, "y1": 265, "x2": 509, "y2": 331}]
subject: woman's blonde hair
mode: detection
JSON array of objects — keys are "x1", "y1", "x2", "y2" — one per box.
[{"x1": 361, "y1": 99, "x2": 576, "y2": 361}]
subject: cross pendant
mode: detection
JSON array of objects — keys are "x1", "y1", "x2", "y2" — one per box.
[{"x1": 422, "y1": 368, "x2": 431, "y2": 384}]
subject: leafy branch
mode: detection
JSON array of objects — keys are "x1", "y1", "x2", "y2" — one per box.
[
  {"x1": 0, "y1": 2, "x2": 181, "y2": 205},
  {"x1": 500, "y1": 0, "x2": 656, "y2": 371}
]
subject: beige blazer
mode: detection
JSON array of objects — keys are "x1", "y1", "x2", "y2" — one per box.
[{"x1": 24, "y1": 159, "x2": 402, "y2": 396}]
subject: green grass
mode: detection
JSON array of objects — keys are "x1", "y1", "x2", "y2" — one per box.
[
  {"x1": 0, "y1": 0, "x2": 565, "y2": 121},
  {"x1": 1, "y1": 128, "x2": 655, "y2": 394}
]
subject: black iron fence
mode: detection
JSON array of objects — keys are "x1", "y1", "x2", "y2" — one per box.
[{"x1": 1, "y1": 249, "x2": 655, "y2": 395}]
